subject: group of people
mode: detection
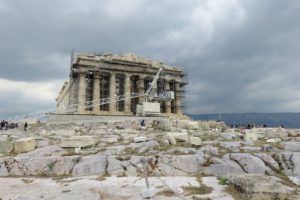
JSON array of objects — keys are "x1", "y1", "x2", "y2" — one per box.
[
  {"x1": 0, "y1": 120, "x2": 19, "y2": 130},
  {"x1": 1, "y1": 120, "x2": 27, "y2": 131}
]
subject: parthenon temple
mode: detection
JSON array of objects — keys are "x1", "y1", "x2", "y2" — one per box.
[{"x1": 56, "y1": 53, "x2": 187, "y2": 116}]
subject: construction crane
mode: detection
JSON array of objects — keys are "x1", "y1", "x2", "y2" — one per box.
[{"x1": 136, "y1": 64, "x2": 174, "y2": 116}]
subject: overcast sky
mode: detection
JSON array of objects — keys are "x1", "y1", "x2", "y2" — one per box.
[{"x1": 1, "y1": 0, "x2": 300, "y2": 118}]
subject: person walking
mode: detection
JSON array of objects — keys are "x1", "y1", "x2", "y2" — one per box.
[
  {"x1": 24, "y1": 122, "x2": 28, "y2": 132},
  {"x1": 0, "y1": 120, "x2": 5, "y2": 130}
]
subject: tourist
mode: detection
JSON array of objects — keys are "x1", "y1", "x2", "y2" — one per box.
[
  {"x1": 0, "y1": 120, "x2": 5, "y2": 130},
  {"x1": 24, "y1": 122, "x2": 28, "y2": 132},
  {"x1": 141, "y1": 119, "x2": 145, "y2": 127}
]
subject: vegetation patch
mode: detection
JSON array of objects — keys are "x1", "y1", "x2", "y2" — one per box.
[
  {"x1": 123, "y1": 147, "x2": 139, "y2": 155},
  {"x1": 218, "y1": 177, "x2": 229, "y2": 185},
  {"x1": 183, "y1": 185, "x2": 212, "y2": 195},
  {"x1": 21, "y1": 178, "x2": 34, "y2": 184},
  {"x1": 192, "y1": 197, "x2": 211, "y2": 200},
  {"x1": 156, "y1": 189, "x2": 175, "y2": 197},
  {"x1": 47, "y1": 161, "x2": 57, "y2": 171},
  {"x1": 95, "y1": 172, "x2": 111, "y2": 181}
]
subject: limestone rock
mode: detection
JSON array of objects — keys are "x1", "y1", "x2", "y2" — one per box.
[
  {"x1": 133, "y1": 136, "x2": 147, "y2": 143},
  {"x1": 229, "y1": 153, "x2": 269, "y2": 174},
  {"x1": 292, "y1": 152, "x2": 300, "y2": 175},
  {"x1": 166, "y1": 132, "x2": 176, "y2": 145},
  {"x1": 153, "y1": 119, "x2": 172, "y2": 131},
  {"x1": 60, "y1": 136, "x2": 96, "y2": 148},
  {"x1": 72, "y1": 155, "x2": 106, "y2": 176},
  {"x1": 219, "y1": 142, "x2": 241, "y2": 149},
  {"x1": 199, "y1": 146, "x2": 219, "y2": 155},
  {"x1": 166, "y1": 147, "x2": 197, "y2": 155},
  {"x1": 288, "y1": 176, "x2": 300, "y2": 186},
  {"x1": 266, "y1": 138, "x2": 282, "y2": 143},
  {"x1": 0, "y1": 141, "x2": 13, "y2": 154},
  {"x1": 228, "y1": 174, "x2": 294, "y2": 200},
  {"x1": 254, "y1": 153, "x2": 280, "y2": 170},
  {"x1": 177, "y1": 120, "x2": 189, "y2": 129},
  {"x1": 156, "y1": 155, "x2": 200, "y2": 175},
  {"x1": 239, "y1": 146, "x2": 261, "y2": 152},
  {"x1": 167, "y1": 132, "x2": 189, "y2": 142},
  {"x1": 0, "y1": 156, "x2": 80, "y2": 176},
  {"x1": 186, "y1": 121, "x2": 199, "y2": 130},
  {"x1": 129, "y1": 140, "x2": 159, "y2": 154},
  {"x1": 204, "y1": 158, "x2": 245, "y2": 177},
  {"x1": 16, "y1": 145, "x2": 63, "y2": 157},
  {"x1": 244, "y1": 130, "x2": 258, "y2": 141},
  {"x1": 220, "y1": 132, "x2": 240, "y2": 140},
  {"x1": 189, "y1": 137, "x2": 201, "y2": 146},
  {"x1": 282, "y1": 142, "x2": 300, "y2": 152},
  {"x1": 13, "y1": 137, "x2": 36, "y2": 153}
]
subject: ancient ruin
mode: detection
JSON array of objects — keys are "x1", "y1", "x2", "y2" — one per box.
[{"x1": 56, "y1": 53, "x2": 187, "y2": 116}]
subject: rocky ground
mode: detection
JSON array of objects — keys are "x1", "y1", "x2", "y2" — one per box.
[{"x1": 0, "y1": 117, "x2": 300, "y2": 200}]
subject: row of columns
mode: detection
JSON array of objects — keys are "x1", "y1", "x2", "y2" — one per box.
[{"x1": 76, "y1": 72, "x2": 182, "y2": 115}]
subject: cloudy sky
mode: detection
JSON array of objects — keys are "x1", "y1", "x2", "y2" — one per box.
[{"x1": 1, "y1": 0, "x2": 300, "y2": 118}]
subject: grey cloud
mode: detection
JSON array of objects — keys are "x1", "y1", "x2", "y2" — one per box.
[{"x1": 0, "y1": 0, "x2": 300, "y2": 118}]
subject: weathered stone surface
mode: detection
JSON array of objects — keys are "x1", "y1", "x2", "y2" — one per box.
[
  {"x1": 220, "y1": 132, "x2": 239, "y2": 140},
  {"x1": 133, "y1": 136, "x2": 147, "y2": 143},
  {"x1": 186, "y1": 121, "x2": 199, "y2": 130},
  {"x1": 72, "y1": 155, "x2": 106, "y2": 176},
  {"x1": 177, "y1": 120, "x2": 189, "y2": 129},
  {"x1": 166, "y1": 132, "x2": 176, "y2": 145},
  {"x1": 129, "y1": 140, "x2": 159, "y2": 154},
  {"x1": 0, "y1": 156, "x2": 80, "y2": 176},
  {"x1": 199, "y1": 146, "x2": 219, "y2": 155},
  {"x1": 60, "y1": 136, "x2": 96, "y2": 148},
  {"x1": 16, "y1": 145, "x2": 63, "y2": 157},
  {"x1": 292, "y1": 152, "x2": 300, "y2": 175},
  {"x1": 167, "y1": 132, "x2": 189, "y2": 142},
  {"x1": 229, "y1": 153, "x2": 268, "y2": 174},
  {"x1": 0, "y1": 141, "x2": 13, "y2": 154},
  {"x1": 254, "y1": 153, "x2": 280, "y2": 170},
  {"x1": 166, "y1": 147, "x2": 196, "y2": 155},
  {"x1": 244, "y1": 130, "x2": 258, "y2": 141},
  {"x1": 219, "y1": 142, "x2": 241, "y2": 149},
  {"x1": 156, "y1": 155, "x2": 200, "y2": 175},
  {"x1": 13, "y1": 137, "x2": 36, "y2": 153},
  {"x1": 282, "y1": 142, "x2": 300, "y2": 152},
  {"x1": 228, "y1": 174, "x2": 294, "y2": 200},
  {"x1": 289, "y1": 176, "x2": 300, "y2": 186},
  {"x1": 239, "y1": 146, "x2": 261, "y2": 152},
  {"x1": 189, "y1": 136, "x2": 201, "y2": 146},
  {"x1": 204, "y1": 158, "x2": 245, "y2": 177},
  {"x1": 154, "y1": 119, "x2": 172, "y2": 131},
  {"x1": 266, "y1": 138, "x2": 282, "y2": 143}
]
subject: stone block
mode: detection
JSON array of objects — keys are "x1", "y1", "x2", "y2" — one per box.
[
  {"x1": 13, "y1": 137, "x2": 36, "y2": 153},
  {"x1": 266, "y1": 138, "x2": 282, "y2": 143},
  {"x1": 244, "y1": 130, "x2": 258, "y2": 141},
  {"x1": 0, "y1": 141, "x2": 13, "y2": 154},
  {"x1": 133, "y1": 136, "x2": 147, "y2": 143},
  {"x1": 60, "y1": 136, "x2": 96, "y2": 148},
  {"x1": 167, "y1": 132, "x2": 189, "y2": 142},
  {"x1": 186, "y1": 121, "x2": 199, "y2": 130},
  {"x1": 189, "y1": 137, "x2": 201, "y2": 146},
  {"x1": 166, "y1": 132, "x2": 176, "y2": 145}
]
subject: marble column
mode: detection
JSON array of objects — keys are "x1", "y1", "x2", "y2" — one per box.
[
  {"x1": 92, "y1": 73, "x2": 101, "y2": 114},
  {"x1": 109, "y1": 72, "x2": 116, "y2": 113},
  {"x1": 78, "y1": 72, "x2": 86, "y2": 113},
  {"x1": 138, "y1": 76, "x2": 145, "y2": 104},
  {"x1": 175, "y1": 82, "x2": 182, "y2": 115},
  {"x1": 165, "y1": 81, "x2": 171, "y2": 114},
  {"x1": 124, "y1": 73, "x2": 131, "y2": 114}
]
